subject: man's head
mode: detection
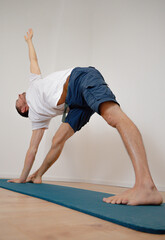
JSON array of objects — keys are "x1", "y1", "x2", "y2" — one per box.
[{"x1": 16, "y1": 92, "x2": 29, "y2": 118}]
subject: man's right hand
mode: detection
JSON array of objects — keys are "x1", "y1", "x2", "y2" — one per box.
[
  {"x1": 24, "y1": 28, "x2": 33, "y2": 42},
  {"x1": 7, "y1": 178, "x2": 26, "y2": 183}
]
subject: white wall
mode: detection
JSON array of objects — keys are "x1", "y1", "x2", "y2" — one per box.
[
  {"x1": 0, "y1": 0, "x2": 165, "y2": 190},
  {"x1": 89, "y1": 0, "x2": 165, "y2": 190}
]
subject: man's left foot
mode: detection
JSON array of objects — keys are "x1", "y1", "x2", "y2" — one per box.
[{"x1": 103, "y1": 185, "x2": 163, "y2": 205}]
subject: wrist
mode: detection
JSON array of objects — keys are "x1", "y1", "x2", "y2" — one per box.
[
  {"x1": 26, "y1": 39, "x2": 32, "y2": 44},
  {"x1": 19, "y1": 178, "x2": 26, "y2": 183},
  {"x1": 19, "y1": 176, "x2": 26, "y2": 183}
]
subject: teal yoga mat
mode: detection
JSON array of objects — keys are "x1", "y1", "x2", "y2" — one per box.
[{"x1": 0, "y1": 179, "x2": 165, "y2": 234}]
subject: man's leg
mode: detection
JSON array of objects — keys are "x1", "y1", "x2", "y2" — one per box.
[
  {"x1": 100, "y1": 101, "x2": 163, "y2": 205},
  {"x1": 26, "y1": 123, "x2": 74, "y2": 183}
]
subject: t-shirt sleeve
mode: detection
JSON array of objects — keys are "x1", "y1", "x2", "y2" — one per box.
[
  {"x1": 31, "y1": 119, "x2": 51, "y2": 130},
  {"x1": 29, "y1": 72, "x2": 42, "y2": 82}
]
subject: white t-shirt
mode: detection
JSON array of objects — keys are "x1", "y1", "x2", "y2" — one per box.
[{"x1": 26, "y1": 67, "x2": 74, "y2": 130}]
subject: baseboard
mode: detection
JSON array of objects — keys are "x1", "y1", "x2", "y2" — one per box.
[
  {"x1": 44, "y1": 176, "x2": 165, "y2": 191},
  {"x1": 1, "y1": 173, "x2": 165, "y2": 191}
]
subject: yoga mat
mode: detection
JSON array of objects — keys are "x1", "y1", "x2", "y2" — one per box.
[{"x1": 0, "y1": 179, "x2": 165, "y2": 234}]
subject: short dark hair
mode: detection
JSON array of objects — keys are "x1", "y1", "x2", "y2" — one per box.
[{"x1": 16, "y1": 105, "x2": 29, "y2": 118}]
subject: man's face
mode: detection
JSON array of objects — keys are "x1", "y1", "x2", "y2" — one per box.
[{"x1": 16, "y1": 92, "x2": 29, "y2": 112}]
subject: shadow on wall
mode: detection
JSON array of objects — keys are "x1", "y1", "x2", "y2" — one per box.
[
  {"x1": 62, "y1": 115, "x2": 134, "y2": 184},
  {"x1": 62, "y1": 114, "x2": 165, "y2": 190}
]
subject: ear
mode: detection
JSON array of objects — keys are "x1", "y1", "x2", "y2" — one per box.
[
  {"x1": 21, "y1": 106, "x2": 26, "y2": 113},
  {"x1": 21, "y1": 104, "x2": 29, "y2": 113}
]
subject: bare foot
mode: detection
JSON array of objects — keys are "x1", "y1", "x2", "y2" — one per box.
[
  {"x1": 103, "y1": 185, "x2": 163, "y2": 206},
  {"x1": 26, "y1": 173, "x2": 42, "y2": 184}
]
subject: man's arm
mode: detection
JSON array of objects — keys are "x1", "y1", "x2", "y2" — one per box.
[
  {"x1": 8, "y1": 129, "x2": 45, "y2": 183},
  {"x1": 25, "y1": 28, "x2": 41, "y2": 75}
]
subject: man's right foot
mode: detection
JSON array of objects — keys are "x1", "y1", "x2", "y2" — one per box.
[{"x1": 103, "y1": 184, "x2": 163, "y2": 206}]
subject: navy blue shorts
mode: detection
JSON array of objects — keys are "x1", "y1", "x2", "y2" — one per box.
[{"x1": 64, "y1": 66, "x2": 120, "y2": 132}]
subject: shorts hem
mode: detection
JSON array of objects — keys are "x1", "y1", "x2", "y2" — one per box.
[
  {"x1": 64, "y1": 120, "x2": 76, "y2": 133},
  {"x1": 92, "y1": 98, "x2": 120, "y2": 115}
]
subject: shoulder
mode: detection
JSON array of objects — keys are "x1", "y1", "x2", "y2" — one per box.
[{"x1": 28, "y1": 109, "x2": 51, "y2": 130}]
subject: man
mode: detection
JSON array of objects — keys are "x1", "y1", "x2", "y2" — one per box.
[{"x1": 8, "y1": 29, "x2": 163, "y2": 206}]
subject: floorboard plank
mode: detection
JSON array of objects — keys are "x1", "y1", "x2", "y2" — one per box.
[{"x1": 0, "y1": 181, "x2": 164, "y2": 240}]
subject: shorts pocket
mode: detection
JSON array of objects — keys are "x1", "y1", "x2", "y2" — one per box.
[
  {"x1": 82, "y1": 72, "x2": 107, "y2": 89},
  {"x1": 83, "y1": 83, "x2": 114, "y2": 107}
]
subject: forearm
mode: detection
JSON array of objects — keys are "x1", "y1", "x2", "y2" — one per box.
[
  {"x1": 37, "y1": 143, "x2": 65, "y2": 177},
  {"x1": 19, "y1": 148, "x2": 37, "y2": 182},
  {"x1": 27, "y1": 39, "x2": 38, "y2": 61}
]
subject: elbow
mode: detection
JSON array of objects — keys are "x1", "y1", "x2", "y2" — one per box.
[{"x1": 30, "y1": 58, "x2": 38, "y2": 63}]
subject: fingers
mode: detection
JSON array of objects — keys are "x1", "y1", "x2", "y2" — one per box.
[
  {"x1": 7, "y1": 179, "x2": 14, "y2": 183},
  {"x1": 24, "y1": 29, "x2": 33, "y2": 41},
  {"x1": 103, "y1": 196, "x2": 129, "y2": 205},
  {"x1": 28, "y1": 28, "x2": 33, "y2": 38},
  {"x1": 29, "y1": 28, "x2": 33, "y2": 33},
  {"x1": 7, "y1": 179, "x2": 20, "y2": 183}
]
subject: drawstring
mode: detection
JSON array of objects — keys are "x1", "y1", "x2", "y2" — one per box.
[
  {"x1": 62, "y1": 102, "x2": 68, "y2": 123},
  {"x1": 62, "y1": 75, "x2": 70, "y2": 123}
]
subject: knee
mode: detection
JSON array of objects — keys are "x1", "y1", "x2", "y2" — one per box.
[
  {"x1": 104, "y1": 114, "x2": 119, "y2": 128},
  {"x1": 51, "y1": 123, "x2": 74, "y2": 148},
  {"x1": 52, "y1": 136, "x2": 65, "y2": 148},
  {"x1": 52, "y1": 132, "x2": 66, "y2": 148},
  {"x1": 100, "y1": 102, "x2": 122, "y2": 128}
]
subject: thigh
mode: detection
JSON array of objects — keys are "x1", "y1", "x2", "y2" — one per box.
[
  {"x1": 83, "y1": 83, "x2": 120, "y2": 115},
  {"x1": 53, "y1": 122, "x2": 75, "y2": 144},
  {"x1": 99, "y1": 101, "x2": 121, "y2": 116}
]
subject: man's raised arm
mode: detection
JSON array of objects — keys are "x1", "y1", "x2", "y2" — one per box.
[
  {"x1": 8, "y1": 129, "x2": 45, "y2": 183},
  {"x1": 25, "y1": 28, "x2": 41, "y2": 75}
]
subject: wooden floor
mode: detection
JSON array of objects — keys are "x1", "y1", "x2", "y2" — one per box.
[{"x1": 0, "y1": 181, "x2": 165, "y2": 240}]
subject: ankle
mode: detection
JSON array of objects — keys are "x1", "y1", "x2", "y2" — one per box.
[
  {"x1": 134, "y1": 179, "x2": 156, "y2": 190},
  {"x1": 36, "y1": 172, "x2": 42, "y2": 178}
]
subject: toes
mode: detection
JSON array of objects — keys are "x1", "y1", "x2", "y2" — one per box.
[
  {"x1": 103, "y1": 196, "x2": 124, "y2": 205},
  {"x1": 103, "y1": 195, "x2": 133, "y2": 205},
  {"x1": 103, "y1": 196, "x2": 130, "y2": 205},
  {"x1": 121, "y1": 199, "x2": 129, "y2": 205},
  {"x1": 103, "y1": 196, "x2": 115, "y2": 203},
  {"x1": 108, "y1": 197, "x2": 118, "y2": 204},
  {"x1": 127, "y1": 200, "x2": 138, "y2": 206},
  {"x1": 103, "y1": 198, "x2": 111, "y2": 203},
  {"x1": 111, "y1": 198, "x2": 122, "y2": 204},
  {"x1": 116, "y1": 198, "x2": 122, "y2": 204}
]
